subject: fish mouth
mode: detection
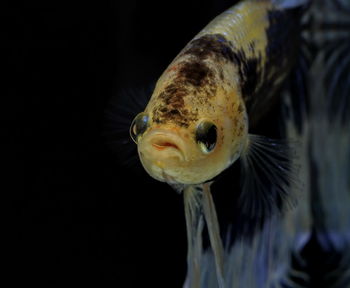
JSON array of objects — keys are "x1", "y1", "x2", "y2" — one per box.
[
  {"x1": 152, "y1": 140, "x2": 179, "y2": 151},
  {"x1": 141, "y1": 129, "x2": 187, "y2": 162}
]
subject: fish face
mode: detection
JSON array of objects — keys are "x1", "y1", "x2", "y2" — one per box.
[
  {"x1": 136, "y1": 122, "x2": 227, "y2": 185},
  {"x1": 131, "y1": 106, "x2": 247, "y2": 185},
  {"x1": 129, "y1": 32, "x2": 250, "y2": 185}
]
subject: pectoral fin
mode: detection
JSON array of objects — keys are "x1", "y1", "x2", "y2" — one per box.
[{"x1": 239, "y1": 134, "x2": 300, "y2": 220}]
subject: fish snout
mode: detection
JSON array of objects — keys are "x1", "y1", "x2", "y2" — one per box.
[
  {"x1": 141, "y1": 129, "x2": 188, "y2": 162},
  {"x1": 150, "y1": 137, "x2": 185, "y2": 161},
  {"x1": 152, "y1": 139, "x2": 179, "y2": 151}
]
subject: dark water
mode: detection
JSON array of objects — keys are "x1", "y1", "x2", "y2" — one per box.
[{"x1": 9, "y1": 0, "x2": 350, "y2": 287}]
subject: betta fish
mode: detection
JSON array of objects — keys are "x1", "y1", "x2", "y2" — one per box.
[{"x1": 107, "y1": 0, "x2": 310, "y2": 287}]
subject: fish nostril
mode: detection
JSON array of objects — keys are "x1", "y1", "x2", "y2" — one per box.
[{"x1": 152, "y1": 141, "x2": 179, "y2": 151}]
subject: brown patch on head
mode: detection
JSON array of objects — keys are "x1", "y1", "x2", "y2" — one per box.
[
  {"x1": 153, "y1": 105, "x2": 198, "y2": 128},
  {"x1": 152, "y1": 83, "x2": 198, "y2": 128},
  {"x1": 159, "y1": 84, "x2": 188, "y2": 108},
  {"x1": 183, "y1": 34, "x2": 235, "y2": 63},
  {"x1": 178, "y1": 60, "x2": 214, "y2": 87},
  {"x1": 152, "y1": 60, "x2": 218, "y2": 127},
  {"x1": 150, "y1": 34, "x2": 239, "y2": 128}
]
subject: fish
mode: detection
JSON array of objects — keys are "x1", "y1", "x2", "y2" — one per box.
[
  {"x1": 116, "y1": 0, "x2": 310, "y2": 287},
  {"x1": 130, "y1": 0, "x2": 304, "y2": 214}
]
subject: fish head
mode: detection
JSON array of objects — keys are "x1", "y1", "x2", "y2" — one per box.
[{"x1": 130, "y1": 87, "x2": 248, "y2": 185}]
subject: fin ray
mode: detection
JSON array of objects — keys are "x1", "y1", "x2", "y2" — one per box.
[
  {"x1": 239, "y1": 134, "x2": 300, "y2": 220},
  {"x1": 184, "y1": 185, "x2": 204, "y2": 288},
  {"x1": 103, "y1": 86, "x2": 152, "y2": 167}
]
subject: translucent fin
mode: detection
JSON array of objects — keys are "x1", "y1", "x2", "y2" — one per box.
[
  {"x1": 183, "y1": 185, "x2": 204, "y2": 288},
  {"x1": 282, "y1": 37, "x2": 312, "y2": 134},
  {"x1": 239, "y1": 134, "x2": 300, "y2": 220},
  {"x1": 183, "y1": 184, "x2": 226, "y2": 288},
  {"x1": 272, "y1": 0, "x2": 310, "y2": 9},
  {"x1": 202, "y1": 183, "x2": 226, "y2": 288},
  {"x1": 103, "y1": 85, "x2": 153, "y2": 167},
  {"x1": 168, "y1": 182, "x2": 185, "y2": 194}
]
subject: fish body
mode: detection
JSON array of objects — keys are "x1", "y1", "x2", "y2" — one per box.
[{"x1": 132, "y1": 0, "x2": 302, "y2": 186}]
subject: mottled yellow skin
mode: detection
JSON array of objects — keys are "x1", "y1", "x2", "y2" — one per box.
[
  {"x1": 196, "y1": 0, "x2": 272, "y2": 59},
  {"x1": 133, "y1": 0, "x2": 297, "y2": 185},
  {"x1": 196, "y1": 0, "x2": 274, "y2": 101},
  {"x1": 140, "y1": 68, "x2": 247, "y2": 185}
]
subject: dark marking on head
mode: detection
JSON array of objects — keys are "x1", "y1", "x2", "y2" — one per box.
[
  {"x1": 153, "y1": 105, "x2": 198, "y2": 128},
  {"x1": 178, "y1": 60, "x2": 214, "y2": 87},
  {"x1": 152, "y1": 81, "x2": 197, "y2": 127},
  {"x1": 183, "y1": 34, "x2": 235, "y2": 63},
  {"x1": 184, "y1": 34, "x2": 262, "y2": 113},
  {"x1": 152, "y1": 54, "x2": 220, "y2": 127},
  {"x1": 158, "y1": 88, "x2": 185, "y2": 109},
  {"x1": 163, "y1": 84, "x2": 189, "y2": 102},
  {"x1": 183, "y1": 35, "x2": 261, "y2": 108}
]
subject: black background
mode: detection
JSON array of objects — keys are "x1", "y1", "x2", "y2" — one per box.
[
  {"x1": 9, "y1": 1, "x2": 239, "y2": 287},
  {"x1": 11, "y1": 0, "x2": 346, "y2": 287}
]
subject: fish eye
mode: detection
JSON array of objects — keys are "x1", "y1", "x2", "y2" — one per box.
[
  {"x1": 130, "y1": 112, "x2": 149, "y2": 143},
  {"x1": 195, "y1": 121, "x2": 217, "y2": 154}
]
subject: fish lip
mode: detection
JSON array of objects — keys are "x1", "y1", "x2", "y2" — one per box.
[
  {"x1": 144, "y1": 129, "x2": 188, "y2": 161},
  {"x1": 152, "y1": 141, "x2": 179, "y2": 151}
]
